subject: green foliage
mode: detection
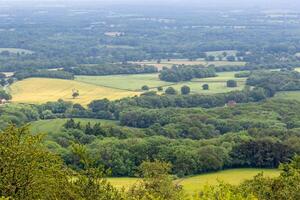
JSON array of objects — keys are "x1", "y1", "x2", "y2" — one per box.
[
  {"x1": 0, "y1": 125, "x2": 76, "y2": 199},
  {"x1": 165, "y1": 87, "x2": 177, "y2": 95},
  {"x1": 141, "y1": 85, "x2": 150, "y2": 91},
  {"x1": 127, "y1": 160, "x2": 187, "y2": 200},
  {"x1": 226, "y1": 80, "x2": 237, "y2": 88},
  {"x1": 202, "y1": 84, "x2": 209, "y2": 90},
  {"x1": 159, "y1": 66, "x2": 216, "y2": 82},
  {"x1": 181, "y1": 85, "x2": 191, "y2": 95},
  {"x1": 0, "y1": 90, "x2": 11, "y2": 100}
]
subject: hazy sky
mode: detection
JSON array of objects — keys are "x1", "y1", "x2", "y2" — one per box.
[{"x1": 2, "y1": 0, "x2": 300, "y2": 9}]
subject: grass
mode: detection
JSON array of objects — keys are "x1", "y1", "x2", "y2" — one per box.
[
  {"x1": 0, "y1": 48, "x2": 33, "y2": 54},
  {"x1": 76, "y1": 71, "x2": 246, "y2": 94},
  {"x1": 10, "y1": 72, "x2": 246, "y2": 106},
  {"x1": 9, "y1": 78, "x2": 139, "y2": 105},
  {"x1": 107, "y1": 168, "x2": 280, "y2": 196},
  {"x1": 273, "y1": 91, "x2": 300, "y2": 101},
  {"x1": 30, "y1": 118, "x2": 117, "y2": 134},
  {"x1": 75, "y1": 74, "x2": 171, "y2": 91}
]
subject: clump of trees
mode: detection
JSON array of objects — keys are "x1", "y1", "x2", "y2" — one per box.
[
  {"x1": 202, "y1": 84, "x2": 209, "y2": 90},
  {"x1": 227, "y1": 80, "x2": 238, "y2": 87},
  {"x1": 159, "y1": 66, "x2": 216, "y2": 82},
  {"x1": 181, "y1": 85, "x2": 191, "y2": 95},
  {"x1": 165, "y1": 87, "x2": 177, "y2": 95}
]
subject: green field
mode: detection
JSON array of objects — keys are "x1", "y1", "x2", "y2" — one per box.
[
  {"x1": 30, "y1": 118, "x2": 117, "y2": 134},
  {"x1": 108, "y1": 168, "x2": 280, "y2": 196},
  {"x1": 0, "y1": 48, "x2": 33, "y2": 54},
  {"x1": 76, "y1": 71, "x2": 246, "y2": 94},
  {"x1": 9, "y1": 78, "x2": 139, "y2": 105},
  {"x1": 273, "y1": 91, "x2": 300, "y2": 101},
  {"x1": 75, "y1": 74, "x2": 171, "y2": 91}
]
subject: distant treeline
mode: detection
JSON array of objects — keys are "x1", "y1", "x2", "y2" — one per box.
[
  {"x1": 65, "y1": 63, "x2": 158, "y2": 76},
  {"x1": 14, "y1": 69, "x2": 74, "y2": 80}
]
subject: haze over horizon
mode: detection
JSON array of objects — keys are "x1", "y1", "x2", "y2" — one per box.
[{"x1": 2, "y1": 0, "x2": 300, "y2": 10}]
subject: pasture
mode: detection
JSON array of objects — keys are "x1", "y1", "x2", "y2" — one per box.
[
  {"x1": 0, "y1": 48, "x2": 33, "y2": 54},
  {"x1": 273, "y1": 91, "x2": 300, "y2": 101},
  {"x1": 107, "y1": 168, "x2": 280, "y2": 196},
  {"x1": 76, "y1": 71, "x2": 246, "y2": 94},
  {"x1": 30, "y1": 118, "x2": 117, "y2": 134},
  {"x1": 10, "y1": 72, "x2": 246, "y2": 106},
  {"x1": 9, "y1": 78, "x2": 139, "y2": 105}
]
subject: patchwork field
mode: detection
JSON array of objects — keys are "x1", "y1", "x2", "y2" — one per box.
[
  {"x1": 30, "y1": 118, "x2": 118, "y2": 134},
  {"x1": 10, "y1": 72, "x2": 246, "y2": 106},
  {"x1": 108, "y1": 168, "x2": 280, "y2": 195},
  {"x1": 76, "y1": 71, "x2": 246, "y2": 94},
  {"x1": 9, "y1": 78, "x2": 139, "y2": 105}
]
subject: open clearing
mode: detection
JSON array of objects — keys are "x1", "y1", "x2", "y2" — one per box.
[
  {"x1": 0, "y1": 48, "x2": 33, "y2": 54},
  {"x1": 76, "y1": 71, "x2": 246, "y2": 94},
  {"x1": 30, "y1": 118, "x2": 117, "y2": 134},
  {"x1": 9, "y1": 78, "x2": 139, "y2": 105},
  {"x1": 108, "y1": 168, "x2": 279, "y2": 195}
]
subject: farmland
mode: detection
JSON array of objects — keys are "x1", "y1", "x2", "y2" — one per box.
[
  {"x1": 9, "y1": 72, "x2": 246, "y2": 105},
  {"x1": 9, "y1": 78, "x2": 139, "y2": 105},
  {"x1": 76, "y1": 71, "x2": 246, "y2": 94},
  {"x1": 108, "y1": 168, "x2": 280, "y2": 195}
]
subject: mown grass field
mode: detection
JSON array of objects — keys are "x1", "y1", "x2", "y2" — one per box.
[
  {"x1": 0, "y1": 48, "x2": 33, "y2": 54},
  {"x1": 30, "y1": 118, "x2": 117, "y2": 134},
  {"x1": 75, "y1": 74, "x2": 171, "y2": 91},
  {"x1": 108, "y1": 168, "x2": 279, "y2": 196},
  {"x1": 76, "y1": 71, "x2": 246, "y2": 94},
  {"x1": 9, "y1": 78, "x2": 139, "y2": 105}
]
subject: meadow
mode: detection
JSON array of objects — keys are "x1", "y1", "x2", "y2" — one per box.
[
  {"x1": 9, "y1": 71, "x2": 246, "y2": 105},
  {"x1": 76, "y1": 71, "x2": 246, "y2": 94},
  {"x1": 107, "y1": 168, "x2": 280, "y2": 195},
  {"x1": 273, "y1": 91, "x2": 300, "y2": 101},
  {"x1": 9, "y1": 78, "x2": 139, "y2": 105}
]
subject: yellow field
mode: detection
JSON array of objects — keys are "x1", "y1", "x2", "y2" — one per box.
[
  {"x1": 9, "y1": 78, "x2": 139, "y2": 105},
  {"x1": 107, "y1": 168, "x2": 280, "y2": 196}
]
